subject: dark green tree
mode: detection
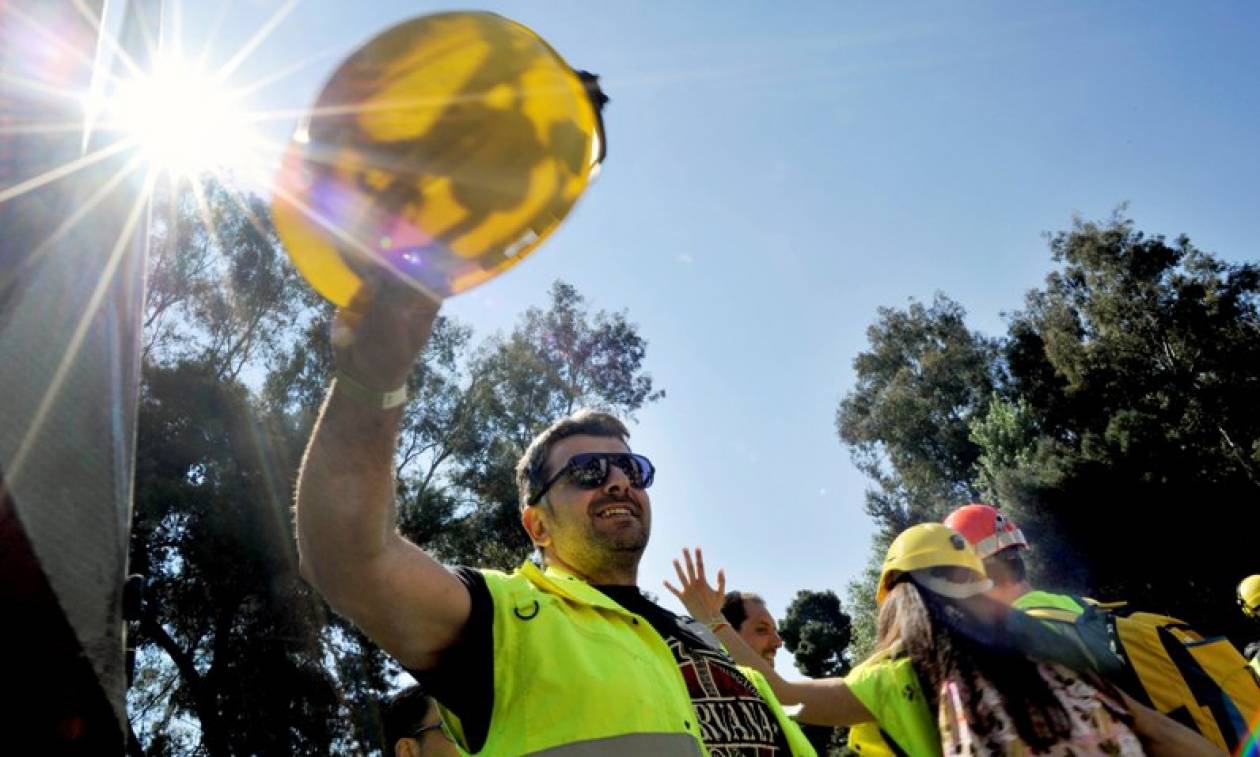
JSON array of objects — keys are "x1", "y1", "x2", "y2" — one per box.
[
  {"x1": 129, "y1": 179, "x2": 383, "y2": 754},
  {"x1": 781, "y1": 590, "x2": 853, "y2": 678},
  {"x1": 781, "y1": 590, "x2": 854, "y2": 757},
  {"x1": 837, "y1": 211, "x2": 1260, "y2": 656},
  {"x1": 977, "y1": 212, "x2": 1260, "y2": 640},
  {"x1": 130, "y1": 363, "x2": 342, "y2": 755}
]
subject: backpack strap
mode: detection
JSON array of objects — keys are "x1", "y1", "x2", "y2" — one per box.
[
  {"x1": 1065, "y1": 593, "x2": 1133, "y2": 613},
  {"x1": 1020, "y1": 599, "x2": 1132, "y2": 685},
  {"x1": 1082, "y1": 597, "x2": 1129, "y2": 611},
  {"x1": 1023, "y1": 607, "x2": 1080, "y2": 624}
]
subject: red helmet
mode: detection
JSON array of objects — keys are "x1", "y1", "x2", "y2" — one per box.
[{"x1": 943, "y1": 503, "x2": 1028, "y2": 560}]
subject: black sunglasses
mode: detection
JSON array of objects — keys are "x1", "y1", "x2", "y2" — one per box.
[
  {"x1": 409, "y1": 721, "x2": 446, "y2": 741},
  {"x1": 528, "y1": 452, "x2": 655, "y2": 506}
]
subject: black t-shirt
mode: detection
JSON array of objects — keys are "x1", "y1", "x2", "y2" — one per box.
[{"x1": 415, "y1": 567, "x2": 791, "y2": 755}]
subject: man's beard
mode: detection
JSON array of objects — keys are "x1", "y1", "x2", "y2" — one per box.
[
  {"x1": 590, "y1": 523, "x2": 649, "y2": 553},
  {"x1": 583, "y1": 493, "x2": 649, "y2": 564}
]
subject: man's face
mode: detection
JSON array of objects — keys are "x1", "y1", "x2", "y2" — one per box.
[
  {"x1": 981, "y1": 548, "x2": 1028, "y2": 605},
  {"x1": 737, "y1": 600, "x2": 782, "y2": 664},
  {"x1": 532, "y1": 434, "x2": 652, "y2": 577}
]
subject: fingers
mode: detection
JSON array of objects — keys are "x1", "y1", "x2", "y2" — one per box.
[
  {"x1": 342, "y1": 272, "x2": 439, "y2": 330},
  {"x1": 330, "y1": 308, "x2": 358, "y2": 350},
  {"x1": 673, "y1": 558, "x2": 688, "y2": 589},
  {"x1": 328, "y1": 271, "x2": 440, "y2": 389},
  {"x1": 663, "y1": 580, "x2": 683, "y2": 600},
  {"x1": 683, "y1": 547, "x2": 696, "y2": 584},
  {"x1": 677, "y1": 547, "x2": 722, "y2": 590},
  {"x1": 379, "y1": 274, "x2": 442, "y2": 321},
  {"x1": 346, "y1": 274, "x2": 381, "y2": 314}
]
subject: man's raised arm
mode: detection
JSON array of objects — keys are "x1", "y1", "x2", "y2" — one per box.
[{"x1": 295, "y1": 282, "x2": 470, "y2": 670}]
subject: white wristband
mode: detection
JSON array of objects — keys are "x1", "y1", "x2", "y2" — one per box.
[{"x1": 334, "y1": 370, "x2": 408, "y2": 410}]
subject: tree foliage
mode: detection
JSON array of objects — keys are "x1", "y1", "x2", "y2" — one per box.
[
  {"x1": 780, "y1": 590, "x2": 854, "y2": 756},
  {"x1": 837, "y1": 211, "x2": 1260, "y2": 658},
  {"x1": 781, "y1": 590, "x2": 852, "y2": 679},
  {"x1": 983, "y1": 213, "x2": 1260, "y2": 635},
  {"x1": 836, "y1": 294, "x2": 999, "y2": 656}
]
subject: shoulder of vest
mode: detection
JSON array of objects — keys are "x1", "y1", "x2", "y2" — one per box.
[
  {"x1": 852, "y1": 643, "x2": 905, "y2": 671},
  {"x1": 478, "y1": 566, "x2": 525, "y2": 586}
]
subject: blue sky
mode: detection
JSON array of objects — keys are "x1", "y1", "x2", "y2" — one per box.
[{"x1": 177, "y1": 0, "x2": 1260, "y2": 675}]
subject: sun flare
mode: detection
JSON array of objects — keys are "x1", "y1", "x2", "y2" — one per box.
[{"x1": 108, "y1": 55, "x2": 259, "y2": 181}]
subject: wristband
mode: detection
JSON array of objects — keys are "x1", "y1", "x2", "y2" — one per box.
[{"x1": 335, "y1": 370, "x2": 408, "y2": 410}]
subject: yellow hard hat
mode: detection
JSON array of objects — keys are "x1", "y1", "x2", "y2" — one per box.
[
  {"x1": 272, "y1": 11, "x2": 606, "y2": 305},
  {"x1": 1239, "y1": 575, "x2": 1260, "y2": 619},
  {"x1": 877, "y1": 523, "x2": 987, "y2": 605}
]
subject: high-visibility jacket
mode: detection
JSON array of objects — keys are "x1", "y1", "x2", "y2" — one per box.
[{"x1": 438, "y1": 560, "x2": 814, "y2": 755}]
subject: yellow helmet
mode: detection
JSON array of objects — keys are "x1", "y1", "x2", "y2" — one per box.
[
  {"x1": 1239, "y1": 575, "x2": 1260, "y2": 619},
  {"x1": 272, "y1": 11, "x2": 606, "y2": 305},
  {"x1": 877, "y1": 523, "x2": 987, "y2": 605}
]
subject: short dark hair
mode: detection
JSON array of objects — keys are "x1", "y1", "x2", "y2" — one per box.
[
  {"x1": 720, "y1": 591, "x2": 765, "y2": 631},
  {"x1": 515, "y1": 408, "x2": 630, "y2": 509},
  {"x1": 382, "y1": 684, "x2": 434, "y2": 749}
]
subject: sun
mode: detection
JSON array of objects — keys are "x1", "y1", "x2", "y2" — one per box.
[{"x1": 108, "y1": 55, "x2": 260, "y2": 181}]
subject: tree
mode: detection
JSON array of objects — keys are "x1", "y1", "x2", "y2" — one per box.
[
  {"x1": 130, "y1": 363, "x2": 346, "y2": 755},
  {"x1": 130, "y1": 178, "x2": 380, "y2": 754},
  {"x1": 433, "y1": 280, "x2": 665, "y2": 569},
  {"x1": 837, "y1": 211, "x2": 1260, "y2": 656},
  {"x1": 143, "y1": 180, "x2": 309, "y2": 376},
  {"x1": 780, "y1": 590, "x2": 853, "y2": 756},
  {"x1": 781, "y1": 590, "x2": 852, "y2": 678},
  {"x1": 128, "y1": 179, "x2": 665, "y2": 753},
  {"x1": 835, "y1": 294, "x2": 999, "y2": 656},
  {"x1": 979, "y1": 212, "x2": 1260, "y2": 641}
]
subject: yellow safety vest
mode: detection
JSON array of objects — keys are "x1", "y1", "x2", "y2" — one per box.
[{"x1": 439, "y1": 561, "x2": 814, "y2": 755}]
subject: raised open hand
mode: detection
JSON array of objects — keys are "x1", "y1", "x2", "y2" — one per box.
[{"x1": 663, "y1": 546, "x2": 727, "y2": 624}]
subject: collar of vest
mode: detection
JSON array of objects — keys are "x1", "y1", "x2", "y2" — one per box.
[
  {"x1": 864, "y1": 641, "x2": 907, "y2": 665},
  {"x1": 518, "y1": 560, "x2": 641, "y2": 619}
]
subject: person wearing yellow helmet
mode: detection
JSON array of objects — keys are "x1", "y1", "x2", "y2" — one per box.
[
  {"x1": 671, "y1": 525, "x2": 1097, "y2": 755},
  {"x1": 1240, "y1": 575, "x2": 1260, "y2": 677},
  {"x1": 670, "y1": 526, "x2": 1222, "y2": 757}
]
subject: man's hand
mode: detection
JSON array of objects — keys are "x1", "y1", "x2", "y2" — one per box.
[
  {"x1": 664, "y1": 546, "x2": 727, "y2": 625},
  {"x1": 332, "y1": 276, "x2": 441, "y2": 391}
]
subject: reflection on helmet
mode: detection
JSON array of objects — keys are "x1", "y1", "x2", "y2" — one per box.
[{"x1": 272, "y1": 12, "x2": 605, "y2": 305}]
